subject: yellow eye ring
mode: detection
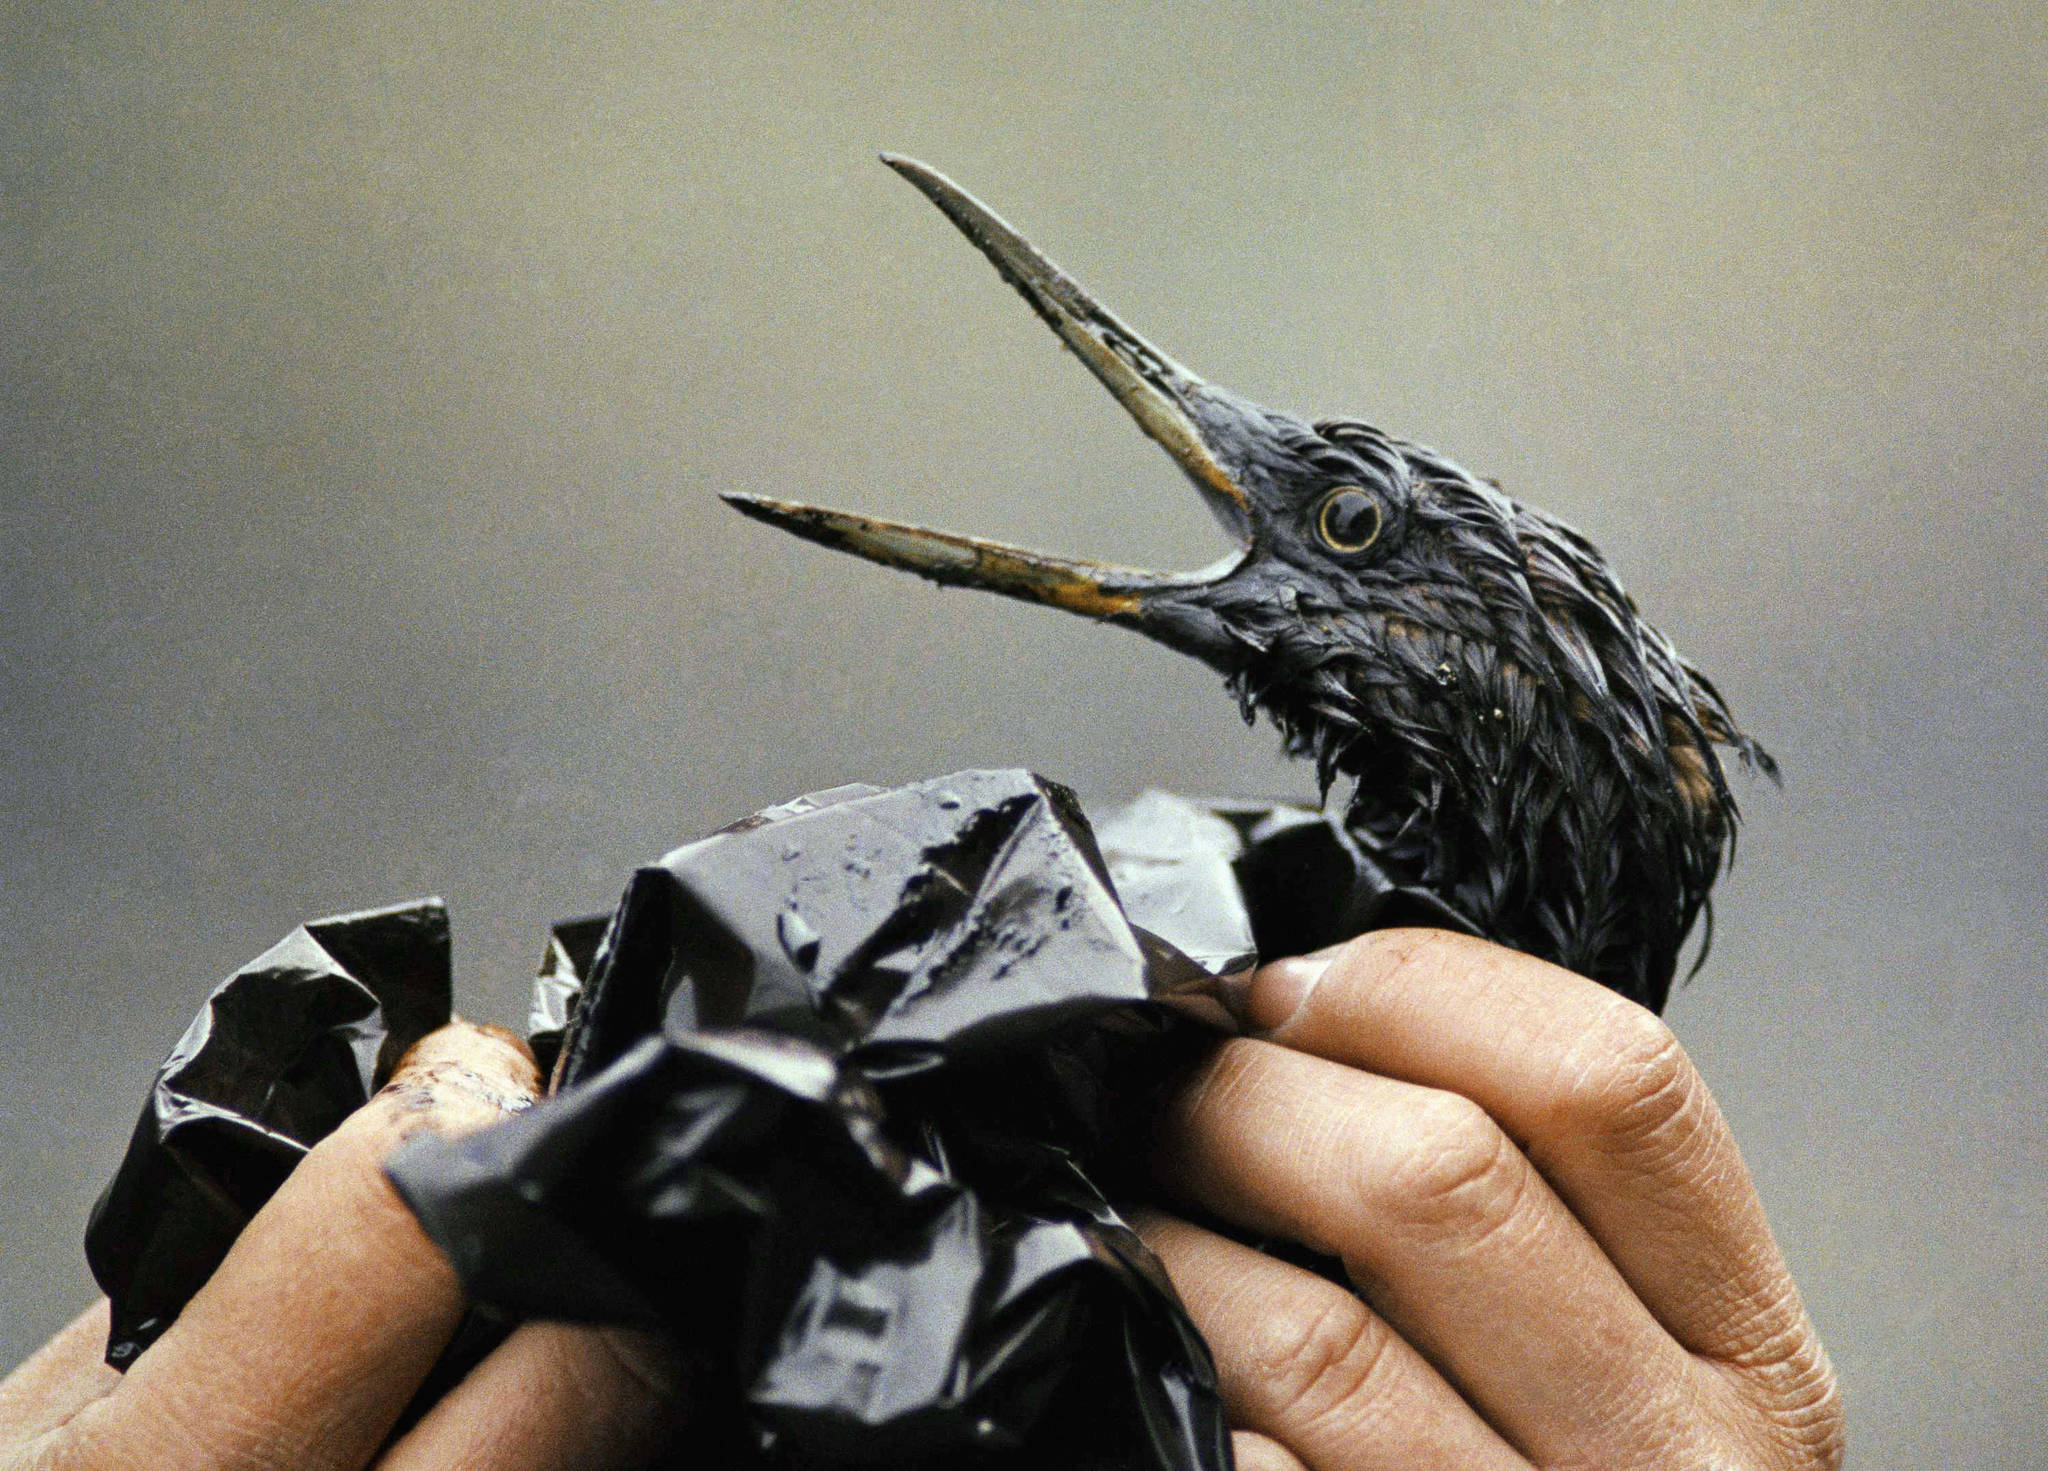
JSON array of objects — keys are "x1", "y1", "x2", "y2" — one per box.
[{"x1": 1317, "y1": 487, "x2": 1383, "y2": 553}]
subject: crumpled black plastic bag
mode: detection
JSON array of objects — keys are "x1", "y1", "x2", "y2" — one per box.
[
  {"x1": 83, "y1": 898, "x2": 453, "y2": 1366},
  {"x1": 389, "y1": 770, "x2": 1243, "y2": 1469},
  {"x1": 526, "y1": 912, "x2": 609, "y2": 1082},
  {"x1": 1094, "y1": 790, "x2": 1478, "y2": 965},
  {"x1": 83, "y1": 770, "x2": 1484, "y2": 1465}
]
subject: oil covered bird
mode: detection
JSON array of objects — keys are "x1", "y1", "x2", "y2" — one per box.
[{"x1": 726, "y1": 156, "x2": 1775, "y2": 1013}]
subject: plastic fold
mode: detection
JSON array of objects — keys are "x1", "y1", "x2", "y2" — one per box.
[
  {"x1": 85, "y1": 770, "x2": 1484, "y2": 1466},
  {"x1": 84, "y1": 899, "x2": 454, "y2": 1366}
]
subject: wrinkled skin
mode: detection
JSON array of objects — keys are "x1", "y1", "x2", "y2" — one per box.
[
  {"x1": 0, "y1": 1024, "x2": 690, "y2": 1471},
  {"x1": 1, "y1": 935, "x2": 1841, "y2": 1470},
  {"x1": 1144, "y1": 930, "x2": 1842, "y2": 1471}
]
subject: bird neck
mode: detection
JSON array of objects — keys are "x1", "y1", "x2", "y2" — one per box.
[{"x1": 1246, "y1": 662, "x2": 1711, "y2": 1011}]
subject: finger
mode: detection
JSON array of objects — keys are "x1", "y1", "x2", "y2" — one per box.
[
  {"x1": 1155, "y1": 1037, "x2": 1714, "y2": 1465},
  {"x1": 1131, "y1": 1209, "x2": 1526, "y2": 1471},
  {"x1": 1230, "y1": 1429, "x2": 1311, "y2": 1471},
  {"x1": 53, "y1": 1021, "x2": 542, "y2": 1471},
  {"x1": 0, "y1": 1300, "x2": 122, "y2": 1451},
  {"x1": 1242, "y1": 930, "x2": 1814, "y2": 1372},
  {"x1": 376, "y1": 1322, "x2": 687, "y2": 1471}
]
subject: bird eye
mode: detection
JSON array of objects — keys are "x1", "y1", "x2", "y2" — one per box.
[{"x1": 1316, "y1": 487, "x2": 1383, "y2": 553}]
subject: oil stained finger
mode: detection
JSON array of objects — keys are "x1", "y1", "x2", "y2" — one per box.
[
  {"x1": 48, "y1": 1023, "x2": 540, "y2": 1471},
  {"x1": 373, "y1": 1020, "x2": 543, "y2": 1141}
]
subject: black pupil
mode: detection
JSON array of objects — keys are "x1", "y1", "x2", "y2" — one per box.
[{"x1": 1322, "y1": 490, "x2": 1380, "y2": 550}]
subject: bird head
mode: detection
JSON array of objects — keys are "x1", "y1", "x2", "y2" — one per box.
[{"x1": 727, "y1": 157, "x2": 1774, "y2": 1009}]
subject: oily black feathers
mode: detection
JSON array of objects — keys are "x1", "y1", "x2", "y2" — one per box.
[
  {"x1": 735, "y1": 159, "x2": 1775, "y2": 1013},
  {"x1": 1202, "y1": 417, "x2": 1774, "y2": 1010}
]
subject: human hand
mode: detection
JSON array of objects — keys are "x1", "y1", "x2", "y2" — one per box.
[
  {"x1": 0, "y1": 1022, "x2": 686, "y2": 1471},
  {"x1": 1138, "y1": 929, "x2": 1845, "y2": 1471}
]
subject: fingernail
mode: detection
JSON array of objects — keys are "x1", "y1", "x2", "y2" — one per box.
[{"x1": 1234, "y1": 951, "x2": 1338, "y2": 1034}]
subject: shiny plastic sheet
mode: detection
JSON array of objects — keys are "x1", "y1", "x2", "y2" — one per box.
[
  {"x1": 1109, "y1": 791, "x2": 1481, "y2": 961},
  {"x1": 390, "y1": 770, "x2": 1240, "y2": 1469},
  {"x1": 83, "y1": 771, "x2": 1462, "y2": 1465},
  {"x1": 526, "y1": 913, "x2": 608, "y2": 1082},
  {"x1": 84, "y1": 899, "x2": 453, "y2": 1365}
]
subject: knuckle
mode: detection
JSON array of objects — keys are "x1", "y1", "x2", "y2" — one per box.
[
  {"x1": 1709, "y1": 1271, "x2": 1812, "y2": 1368},
  {"x1": 372, "y1": 1029, "x2": 541, "y2": 1137},
  {"x1": 1241, "y1": 1289, "x2": 1397, "y2": 1433},
  {"x1": 1370, "y1": 1091, "x2": 1530, "y2": 1247},
  {"x1": 1776, "y1": 1361, "x2": 1848, "y2": 1471},
  {"x1": 1721, "y1": 1313, "x2": 1847, "y2": 1470},
  {"x1": 299, "y1": 1034, "x2": 539, "y2": 1196},
  {"x1": 1563, "y1": 1004, "x2": 1704, "y2": 1159}
]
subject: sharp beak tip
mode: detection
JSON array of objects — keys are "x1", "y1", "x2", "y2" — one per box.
[
  {"x1": 725, "y1": 162, "x2": 1252, "y2": 644},
  {"x1": 720, "y1": 492, "x2": 805, "y2": 532}
]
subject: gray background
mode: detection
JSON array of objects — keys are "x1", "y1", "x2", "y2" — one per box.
[{"x1": 4, "y1": 3, "x2": 2042, "y2": 1465}]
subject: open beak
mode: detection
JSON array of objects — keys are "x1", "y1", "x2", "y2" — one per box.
[{"x1": 722, "y1": 155, "x2": 1257, "y2": 641}]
